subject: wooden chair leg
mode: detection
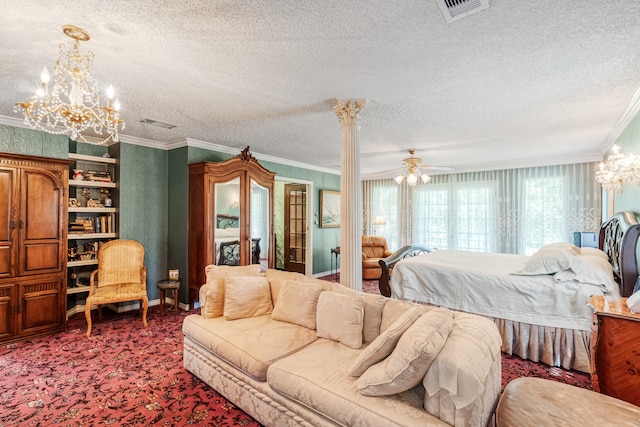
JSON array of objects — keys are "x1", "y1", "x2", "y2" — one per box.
[
  {"x1": 141, "y1": 297, "x2": 149, "y2": 328},
  {"x1": 85, "y1": 304, "x2": 92, "y2": 338}
]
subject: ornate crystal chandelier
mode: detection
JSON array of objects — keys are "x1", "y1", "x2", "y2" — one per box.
[
  {"x1": 15, "y1": 25, "x2": 124, "y2": 145},
  {"x1": 595, "y1": 145, "x2": 640, "y2": 193}
]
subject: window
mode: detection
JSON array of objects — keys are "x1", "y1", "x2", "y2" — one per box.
[{"x1": 363, "y1": 162, "x2": 600, "y2": 255}]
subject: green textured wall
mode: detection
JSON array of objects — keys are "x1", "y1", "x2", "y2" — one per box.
[
  {"x1": 116, "y1": 143, "x2": 169, "y2": 300},
  {"x1": 611, "y1": 110, "x2": 640, "y2": 212},
  {"x1": 167, "y1": 147, "x2": 189, "y2": 304},
  {"x1": 0, "y1": 124, "x2": 67, "y2": 158}
]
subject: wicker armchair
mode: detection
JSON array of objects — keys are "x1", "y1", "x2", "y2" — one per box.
[{"x1": 85, "y1": 239, "x2": 148, "y2": 338}]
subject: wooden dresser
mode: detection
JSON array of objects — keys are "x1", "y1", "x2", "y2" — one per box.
[{"x1": 590, "y1": 295, "x2": 640, "y2": 406}]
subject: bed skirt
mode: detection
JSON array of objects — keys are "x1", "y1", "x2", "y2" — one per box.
[
  {"x1": 490, "y1": 317, "x2": 591, "y2": 373},
  {"x1": 401, "y1": 298, "x2": 591, "y2": 373}
]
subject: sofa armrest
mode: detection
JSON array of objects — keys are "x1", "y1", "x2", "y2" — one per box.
[{"x1": 423, "y1": 312, "x2": 502, "y2": 427}]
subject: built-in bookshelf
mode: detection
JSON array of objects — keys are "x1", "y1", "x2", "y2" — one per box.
[{"x1": 66, "y1": 153, "x2": 118, "y2": 301}]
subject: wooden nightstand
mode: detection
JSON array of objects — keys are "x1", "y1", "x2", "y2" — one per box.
[{"x1": 589, "y1": 295, "x2": 640, "y2": 406}]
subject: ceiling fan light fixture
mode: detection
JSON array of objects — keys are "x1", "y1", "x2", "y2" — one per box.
[
  {"x1": 406, "y1": 172, "x2": 418, "y2": 186},
  {"x1": 394, "y1": 175, "x2": 405, "y2": 184},
  {"x1": 421, "y1": 174, "x2": 431, "y2": 183}
]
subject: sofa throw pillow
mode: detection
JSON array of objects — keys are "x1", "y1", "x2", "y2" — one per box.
[
  {"x1": 331, "y1": 283, "x2": 387, "y2": 344},
  {"x1": 223, "y1": 276, "x2": 273, "y2": 320},
  {"x1": 205, "y1": 264, "x2": 261, "y2": 285},
  {"x1": 349, "y1": 306, "x2": 424, "y2": 377},
  {"x1": 316, "y1": 291, "x2": 366, "y2": 349},
  {"x1": 357, "y1": 308, "x2": 453, "y2": 396},
  {"x1": 271, "y1": 280, "x2": 323, "y2": 329},
  {"x1": 265, "y1": 269, "x2": 303, "y2": 306},
  {"x1": 201, "y1": 264, "x2": 262, "y2": 318},
  {"x1": 518, "y1": 244, "x2": 578, "y2": 275}
]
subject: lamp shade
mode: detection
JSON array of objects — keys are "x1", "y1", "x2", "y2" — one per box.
[{"x1": 374, "y1": 214, "x2": 387, "y2": 226}]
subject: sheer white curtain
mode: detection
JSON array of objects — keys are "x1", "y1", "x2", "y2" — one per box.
[
  {"x1": 362, "y1": 162, "x2": 601, "y2": 255},
  {"x1": 250, "y1": 183, "x2": 269, "y2": 258}
]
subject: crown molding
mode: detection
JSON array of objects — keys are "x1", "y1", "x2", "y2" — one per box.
[
  {"x1": 0, "y1": 115, "x2": 340, "y2": 175},
  {"x1": 601, "y1": 83, "x2": 640, "y2": 154}
]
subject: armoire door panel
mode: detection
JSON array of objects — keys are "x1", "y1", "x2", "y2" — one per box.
[
  {"x1": 22, "y1": 243, "x2": 60, "y2": 274},
  {"x1": 19, "y1": 278, "x2": 61, "y2": 334},
  {"x1": 23, "y1": 170, "x2": 62, "y2": 240},
  {"x1": 0, "y1": 246, "x2": 12, "y2": 277},
  {"x1": 0, "y1": 283, "x2": 15, "y2": 339}
]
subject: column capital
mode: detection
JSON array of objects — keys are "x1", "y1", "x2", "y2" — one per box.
[{"x1": 334, "y1": 99, "x2": 366, "y2": 126}]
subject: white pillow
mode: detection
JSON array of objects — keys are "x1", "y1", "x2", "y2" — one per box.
[
  {"x1": 225, "y1": 227, "x2": 240, "y2": 237},
  {"x1": 316, "y1": 291, "x2": 366, "y2": 349},
  {"x1": 519, "y1": 244, "x2": 579, "y2": 275},
  {"x1": 215, "y1": 228, "x2": 231, "y2": 238},
  {"x1": 357, "y1": 308, "x2": 453, "y2": 396},
  {"x1": 580, "y1": 247, "x2": 608, "y2": 261},
  {"x1": 554, "y1": 255, "x2": 617, "y2": 292}
]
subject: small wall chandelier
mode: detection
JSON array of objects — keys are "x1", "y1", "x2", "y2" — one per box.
[
  {"x1": 15, "y1": 25, "x2": 124, "y2": 145},
  {"x1": 595, "y1": 144, "x2": 640, "y2": 193}
]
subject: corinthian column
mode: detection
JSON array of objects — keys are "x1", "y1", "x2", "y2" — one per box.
[{"x1": 334, "y1": 99, "x2": 366, "y2": 291}]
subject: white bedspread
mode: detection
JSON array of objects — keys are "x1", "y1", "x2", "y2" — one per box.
[{"x1": 390, "y1": 250, "x2": 607, "y2": 331}]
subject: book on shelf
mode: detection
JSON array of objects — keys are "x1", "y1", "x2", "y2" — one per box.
[{"x1": 84, "y1": 170, "x2": 112, "y2": 182}]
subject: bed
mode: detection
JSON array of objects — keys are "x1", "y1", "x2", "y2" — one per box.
[
  {"x1": 378, "y1": 211, "x2": 640, "y2": 373},
  {"x1": 215, "y1": 214, "x2": 261, "y2": 265}
]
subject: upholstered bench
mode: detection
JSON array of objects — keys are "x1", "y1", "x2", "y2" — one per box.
[{"x1": 496, "y1": 377, "x2": 640, "y2": 426}]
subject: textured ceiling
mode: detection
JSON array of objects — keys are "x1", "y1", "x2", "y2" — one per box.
[{"x1": 2, "y1": 1, "x2": 640, "y2": 176}]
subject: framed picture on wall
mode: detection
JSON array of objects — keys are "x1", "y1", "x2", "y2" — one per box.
[{"x1": 320, "y1": 190, "x2": 340, "y2": 228}]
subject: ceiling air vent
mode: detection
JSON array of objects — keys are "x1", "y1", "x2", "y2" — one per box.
[
  {"x1": 436, "y1": 0, "x2": 490, "y2": 23},
  {"x1": 140, "y1": 118, "x2": 177, "y2": 129}
]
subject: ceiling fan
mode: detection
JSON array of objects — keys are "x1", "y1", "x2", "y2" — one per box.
[{"x1": 374, "y1": 149, "x2": 455, "y2": 186}]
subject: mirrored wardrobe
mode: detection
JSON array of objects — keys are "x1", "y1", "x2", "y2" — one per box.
[{"x1": 188, "y1": 147, "x2": 275, "y2": 308}]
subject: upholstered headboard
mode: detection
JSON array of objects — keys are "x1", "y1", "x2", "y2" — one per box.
[{"x1": 599, "y1": 211, "x2": 640, "y2": 297}]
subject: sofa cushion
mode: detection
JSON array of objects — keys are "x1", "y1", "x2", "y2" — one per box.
[
  {"x1": 272, "y1": 280, "x2": 323, "y2": 329},
  {"x1": 267, "y1": 339, "x2": 448, "y2": 426},
  {"x1": 357, "y1": 308, "x2": 453, "y2": 396},
  {"x1": 182, "y1": 314, "x2": 317, "y2": 381},
  {"x1": 201, "y1": 264, "x2": 262, "y2": 318},
  {"x1": 316, "y1": 291, "x2": 365, "y2": 349},
  {"x1": 296, "y1": 275, "x2": 334, "y2": 291},
  {"x1": 331, "y1": 283, "x2": 387, "y2": 344},
  {"x1": 349, "y1": 305, "x2": 424, "y2": 377},
  {"x1": 223, "y1": 276, "x2": 273, "y2": 320}
]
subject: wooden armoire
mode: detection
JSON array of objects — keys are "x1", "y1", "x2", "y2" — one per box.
[
  {"x1": 188, "y1": 147, "x2": 275, "y2": 308},
  {"x1": 0, "y1": 152, "x2": 70, "y2": 343}
]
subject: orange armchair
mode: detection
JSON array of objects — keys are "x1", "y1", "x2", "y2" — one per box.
[{"x1": 362, "y1": 235, "x2": 393, "y2": 280}]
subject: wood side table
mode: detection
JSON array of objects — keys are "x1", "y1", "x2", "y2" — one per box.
[
  {"x1": 157, "y1": 279, "x2": 181, "y2": 321},
  {"x1": 589, "y1": 295, "x2": 640, "y2": 406},
  {"x1": 330, "y1": 247, "x2": 340, "y2": 282}
]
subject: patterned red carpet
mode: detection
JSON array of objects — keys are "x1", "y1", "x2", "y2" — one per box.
[
  {"x1": 0, "y1": 282, "x2": 590, "y2": 426},
  {"x1": 0, "y1": 307, "x2": 260, "y2": 427}
]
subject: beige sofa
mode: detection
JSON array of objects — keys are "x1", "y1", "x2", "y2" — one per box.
[{"x1": 182, "y1": 265, "x2": 502, "y2": 426}]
